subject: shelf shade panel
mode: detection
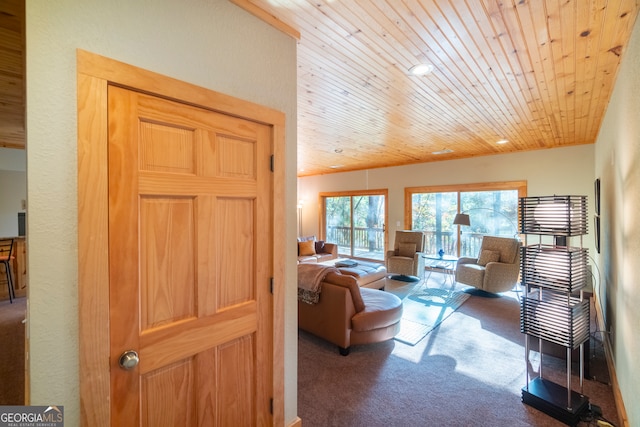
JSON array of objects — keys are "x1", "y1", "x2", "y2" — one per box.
[
  {"x1": 520, "y1": 244, "x2": 589, "y2": 292},
  {"x1": 520, "y1": 291, "x2": 590, "y2": 349},
  {"x1": 519, "y1": 196, "x2": 588, "y2": 236}
]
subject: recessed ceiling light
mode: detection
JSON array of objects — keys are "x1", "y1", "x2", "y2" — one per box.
[
  {"x1": 496, "y1": 139, "x2": 509, "y2": 144},
  {"x1": 432, "y1": 148, "x2": 453, "y2": 155},
  {"x1": 409, "y1": 63, "x2": 434, "y2": 76},
  {"x1": 330, "y1": 165, "x2": 343, "y2": 169}
]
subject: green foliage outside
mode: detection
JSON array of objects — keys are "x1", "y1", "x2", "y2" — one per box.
[
  {"x1": 412, "y1": 189, "x2": 519, "y2": 256},
  {"x1": 325, "y1": 195, "x2": 385, "y2": 257}
]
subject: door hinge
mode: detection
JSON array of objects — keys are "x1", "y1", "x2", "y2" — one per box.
[
  {"x1": 269, "y1": 398, "x2": 274, "y2": 414},
  {"x1": 270, "y1": 277, "x2": 274, "y2": 294},
  {"x1": 270, "y1": 154, "x2": 274, "y2": 172}
]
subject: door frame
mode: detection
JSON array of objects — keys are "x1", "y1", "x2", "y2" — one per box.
[{"x1": 77, "y1": 49, "x2": 286, "y2": 426}]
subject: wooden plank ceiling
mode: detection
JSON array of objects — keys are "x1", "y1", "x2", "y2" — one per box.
[
  {"x1": 0, "y1": 0, "x2": 24, "y2": 149},
  {"x1": 242, "y1": 0, "x2": 639, "y2": 177}
]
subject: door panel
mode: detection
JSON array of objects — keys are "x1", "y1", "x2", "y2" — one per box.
[
  {"x1": 217, "y1": 336, "x2": 255, "y2": 425},
  {"x1": 216, "y1": 197, "x2": 255, "y2": 308},
  {"x1": 140, "y1": 197, "x2": 196, "y2": 329},
  {"x1": 107, "y1": 85, "x2": 272, "y2": 425},
  {"x1": 141, "y1": 358, "x2": 197, "y2": 426}
]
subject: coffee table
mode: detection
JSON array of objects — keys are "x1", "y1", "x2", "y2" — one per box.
[{"x1": 423, "y1": 254, "x2": 458, "y2": 285}]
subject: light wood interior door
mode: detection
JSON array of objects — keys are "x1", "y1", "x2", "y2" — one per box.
[{"x1": 107, "y1": 85, "x2": 273, "y2": 425}]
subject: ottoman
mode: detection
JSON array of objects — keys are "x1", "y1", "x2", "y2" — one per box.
[{"x1": 336, "y1": 260, "x2": 388, "y2": 290}]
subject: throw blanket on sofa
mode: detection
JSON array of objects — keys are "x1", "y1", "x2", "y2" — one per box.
[{"x1": 298, "y1": 264, "x2": 340, "y2": 305}]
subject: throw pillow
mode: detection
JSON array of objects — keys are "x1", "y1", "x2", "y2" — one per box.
[
  {"x1": 315, "y1": 240, "x2": 325, "y2": 253},
  {"x1": 398, "y1": 242, "x2": 416, "y2": 257},
  {"x1": 298, "y1": 240, "x2": 316, "y2": 256},
  {"x1": 478, "y1": 249, "x2": 500, "y2": 266}
]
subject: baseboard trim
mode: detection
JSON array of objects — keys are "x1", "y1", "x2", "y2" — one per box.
[
  {"x1": 594, "y1": 294, "x2": 628, "y2": 427},
  {"x1": 287, "y1": 416, "x2": 302, "y2": 427}
]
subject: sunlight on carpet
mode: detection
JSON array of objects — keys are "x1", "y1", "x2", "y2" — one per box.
[{"x1": 392, "y1": 285, "x2": 470, "y2": 346}]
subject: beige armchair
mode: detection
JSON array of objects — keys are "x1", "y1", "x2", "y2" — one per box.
[
  {"x1": 386, "y1": 230, "x2": 426, "y2": 282},
  {"x1": 455, "y1": 236, "x2": 521, "y2": 294}
]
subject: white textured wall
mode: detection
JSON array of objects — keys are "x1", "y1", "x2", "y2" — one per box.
[
  {"x1": 0, "y1": 147, "x2": 26, "y2": 171},
  {"x1": 594, "y1": 15, "x2": 640, "y2": 426},
  {"x1": 26, "y1": 0, "x2": 298, "y2": 424},
  {"x1": 0, "y1": 149, "x2": 27, "y2": 236},
  {"x1": 299, "y1": 145, "x2": 596, "y2": 255},
  {"x1": 0, "y1": 169, "x2": 26, "y2": 237}
]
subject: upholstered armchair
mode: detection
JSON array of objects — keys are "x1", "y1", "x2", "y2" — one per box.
[
  {"x1": 386, "y1": 230, "x2": 426, "y2": 282},
  {"x1": 455, "y1": 236, "x2": 521, "y2": 294}
]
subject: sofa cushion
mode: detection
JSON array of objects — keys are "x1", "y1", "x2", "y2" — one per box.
[
  {"x1": 324, "y1": 271, "x2": 365, "y2": 312},
  {"x1": 351, "y1": 288, "x2": 403, "y2": 332},
  {"x1": 478, "y1": 249, "x2": 500, "y2": 266},
  {"x1": 315, "y1": 253, "x2": 335, "y2": 263},
  {"x1": 299, "y1": 240, "x2": 316, "y2": 256},
  {"x1": 315, "y1": 240, "x2": 325, "y2": 253},
  {"x1": 480, "y1": 236, "x2": 519, "y2": 263},
  {"x1": 337, "y1": 262, "x2": 387, "y2": 289},
  {"x1": 398, "y1": 242, "x2": 416, "y2": 257}
]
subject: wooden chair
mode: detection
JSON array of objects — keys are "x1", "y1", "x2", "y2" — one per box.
[{"x1": 0, "y1": 238, "x2": 16, "y2": 303}]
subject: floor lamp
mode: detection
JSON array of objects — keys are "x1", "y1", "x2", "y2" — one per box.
[
  {"x1": 452, "y1": 213, "x2": 469, "y2": 256},
  {"x1": 453, "y1": 208, "x2": 519, "y2": 256},
  {"x1": 519, "y1": 195, "x2": 590, "y2": 425},
  {"x1": 453, "y1": 208, "x2": 519, "y2": 238},
  {"x1": 297, "y1": 200, "x2": 304, "y2": 237}
]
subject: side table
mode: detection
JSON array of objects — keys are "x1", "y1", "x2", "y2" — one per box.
[{"x1": 423, "y1": 254, "x2": 458, "y2": 285}]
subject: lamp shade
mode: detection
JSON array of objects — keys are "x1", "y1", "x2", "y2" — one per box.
[
  {"x1": 519, "y1": 195, "x2": 587, "y2": 236},
  {"x1": 453, "y1": 213, "x2": 470, "y2": 226},
  {"x1": 520, "y1": 244, "x2": 588, "y2": 292}
]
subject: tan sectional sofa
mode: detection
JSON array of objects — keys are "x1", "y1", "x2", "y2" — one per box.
[
  {"x1": 298, "y1": 269, "x2": 402, "y2": 355},
  {"x1": 297, "y1": 236, "x2": 338, "y2": 263}
]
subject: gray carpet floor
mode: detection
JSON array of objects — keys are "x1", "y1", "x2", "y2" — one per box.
[{"x1": 298, "y1": 273, "x2": 619, "y2": 426}]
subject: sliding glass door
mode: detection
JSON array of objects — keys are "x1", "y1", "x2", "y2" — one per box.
[
  {"x1": 322, "y1": 191, "x2": 387, "y2": 261},
  {"x1": 408, "y1": 182, "x2": 526, "y2": 257},
  {"x1": 411, "y1": 191, "x2": 458, "y2": 256},
  {"x1": 457, "y1": 190, "x2": 520, "y2": 256}
]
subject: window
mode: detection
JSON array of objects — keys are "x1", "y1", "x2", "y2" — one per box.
[
  {"x1": 321, "y1": 190, "x2": 388, "y2": 261},
  {"x1": 406, "y1": 181, "x2": 526, "y2": 257}
]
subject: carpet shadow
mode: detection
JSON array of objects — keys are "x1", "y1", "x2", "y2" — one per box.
[
  {"x1": 298, "y1": 326, "x2": 558, "y2": 427},
  {"x1": 453, "y1": 288, "x2": 526, "y2": 348},
  {"x1": 298, "y1": 272, "x2": 620, "y2": 426},
  {"x1": 464, "y1": 287, "x2": 502, "y2": 298}
]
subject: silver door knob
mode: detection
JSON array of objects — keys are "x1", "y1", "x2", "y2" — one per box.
[{"x1": 118, "y1": 350, "x2": 139, "y2": 370}]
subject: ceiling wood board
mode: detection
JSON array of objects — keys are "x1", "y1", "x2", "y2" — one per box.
[
  {"x1": 241, "y1": 0, "x2": 639, "y2": 176},
  {"x1": 0, "y1": 0, "x2": 25, "y2": 149}
]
